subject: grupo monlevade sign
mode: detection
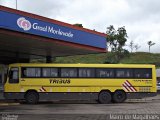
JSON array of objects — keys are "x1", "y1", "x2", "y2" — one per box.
[{"x1": 0, "y1": 11, "x2": 106, "y2": 49}]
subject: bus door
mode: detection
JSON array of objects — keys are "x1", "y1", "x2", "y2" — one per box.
[{"x1": 7, "y1": 67, "x2": 20, "y2": 92}]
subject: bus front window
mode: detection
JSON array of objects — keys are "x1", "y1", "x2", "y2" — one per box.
[{"x1": 8, "y1": 68, "x2": 19, "y2": 83}]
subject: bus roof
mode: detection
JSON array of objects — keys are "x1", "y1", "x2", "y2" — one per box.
[{"x1": 9, "y1": 63, "x2": 155, "y2": 68}]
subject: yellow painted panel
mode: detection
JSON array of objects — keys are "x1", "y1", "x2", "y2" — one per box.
[{"x1": 4, "y1": 63, "x2": 157, "y2": 93}]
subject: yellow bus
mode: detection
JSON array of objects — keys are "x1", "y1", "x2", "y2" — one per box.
[{"x1": 4, "y1": 63, "x2": 157, "y2": 104}]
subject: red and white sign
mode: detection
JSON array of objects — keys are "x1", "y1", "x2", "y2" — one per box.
[
  {"x1": 17, "y1": 17, "x2": 31, "y2": 31},
  {"x1": 122, "y1": 80, "x2": 137, "y2": 92},
  {"x1": 39, "y1": 86, "x2": 47, "y2": 92}
]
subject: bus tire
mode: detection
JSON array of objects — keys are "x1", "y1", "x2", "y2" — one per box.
[
  {"x1": 25, "y1": 91, "x2": 39, "y2": 104},
  {"x1": 98, "y1": 91, "x2": 111, "y2": 104},
  {"x1": 112, "y1": 90, "x2": 126, "y2": 103}
]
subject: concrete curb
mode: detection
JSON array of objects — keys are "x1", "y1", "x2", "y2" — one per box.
[
  {"x1": 0, "y1": 102, "x2": 20, "y2": 106},
  {"x1": 0, "y1": 99, "x2": 20, "y2": 106}
]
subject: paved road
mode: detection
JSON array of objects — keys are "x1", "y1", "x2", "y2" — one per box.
[
  {"x1": 1, "y1": 96, "x2": 160, "y2": 120},
  {"x1": 1, "y1": 89, "x2": 160, "y2": 120}
]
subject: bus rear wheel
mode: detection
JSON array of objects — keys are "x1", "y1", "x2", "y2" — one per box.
[
  {"x1": 112, "y1": 90, "x2": 126, "y2": 103},
  {"x1": 25, "y1": 91, "x2": 39, "y2": 104},
  {"x1": 98, "y1": 91, "x2": 111, "y2": 104}
]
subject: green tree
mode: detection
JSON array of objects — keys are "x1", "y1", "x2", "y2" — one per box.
[
  {"x1": 73, "y1": 23, "x2": 83, "y2": 28},
  {"x1": 106, "y1": 25, "x2": 128, "y2": 63},
  {"x1": 147, "y1": 41, "x2": 155, "y2": 53}
]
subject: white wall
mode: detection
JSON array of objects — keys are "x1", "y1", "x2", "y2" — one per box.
[{"x1": 156, "y1": 69, "x2": 160, "y2": 78}]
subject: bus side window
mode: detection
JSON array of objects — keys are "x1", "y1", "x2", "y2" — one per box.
[
  {"x1": 9, "y1": 68, "x2": 19, "y2": 83},
  {"x1": 134, "y1": 68, "x2": 152, "y2": 79},
  {"x1": 116, "y1": 69, "x2": 133, "y2": 78},
  {"x1": 79, "y1": 68, "x2": 95, "y2": 78},
  {"x1": 21, "y1": 67, "x2": 41, "y2": 78},
  {"x1": 42, "y1": 68, "x2": 58, "y2": 78},
  {"x1": 61, "y1": 68, "x2": 77, "y2": 78},
  {"x1": 96, "y1": 69, "x2": 114, "y2": 78}
]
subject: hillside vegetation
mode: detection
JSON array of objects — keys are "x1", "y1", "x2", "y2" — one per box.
[{"x1": 55, "y1": 52, "x2": 160, "y2": 68}]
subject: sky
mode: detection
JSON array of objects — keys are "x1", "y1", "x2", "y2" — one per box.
[{"x1": 1, "y1": 0, "x2": 160, "y2": 53}]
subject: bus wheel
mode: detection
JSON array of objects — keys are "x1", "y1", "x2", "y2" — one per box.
[
  {"x1": 98, "y1": 91, "x2": 111, "y2": 104},
  {"x1": 112, "y1": 90, "x2": 126, "y2": 103},
  {"x1": 25, "y1": 91, "x2": 39, "y2": 104}
]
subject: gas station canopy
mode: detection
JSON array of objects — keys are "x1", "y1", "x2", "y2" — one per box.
[{"x1": 0, "y1": 6, "x2": 107, "y2": 64}]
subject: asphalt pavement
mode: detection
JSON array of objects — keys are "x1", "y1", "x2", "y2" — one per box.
[{"x1": 0, "y1": 95, "x2": 160, "y2": 120}]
